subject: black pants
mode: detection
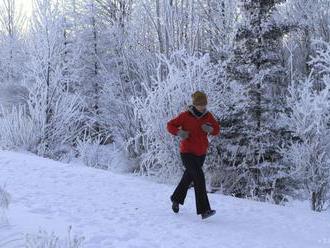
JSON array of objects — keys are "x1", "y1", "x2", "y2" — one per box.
[{"x1": 171, "y1": 152, "x2": 211, "y2": 215}]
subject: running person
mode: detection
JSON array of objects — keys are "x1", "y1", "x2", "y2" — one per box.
[{"x1": 166, "y1": 90, "x2": 220, "y2": 219}]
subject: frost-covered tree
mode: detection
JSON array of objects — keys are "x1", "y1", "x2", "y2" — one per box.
[
  {"x1": 278, "y1": 40, "x2": 330, "y2": 211},
  {"x1": 0, "y1": 0, "x2": 26, "y2": 85},
  {"x1": 278, "y1": 0, "x2": 330, "y2": 77},
  {"x1": 198, "y1": 0, "x2": 239, "y2": 62},
  {"x1": 225, "y1": 0, "x2": 289, "y2": 201},
  {"x1": 71, "y1": 0, "x2": 104, "y2": 139},
  {"x1": 279, "y1": 75, "x2": 330, "y2": 211},
  {"x1": 96, "y1": 0, "x2": 154, "y2": 160},
  {"x1": 59, "y1": 0, "x2": 82, "y2": 94},
  {"x1": 19, "y1": 0, "x2": 85, "y2": 158}
]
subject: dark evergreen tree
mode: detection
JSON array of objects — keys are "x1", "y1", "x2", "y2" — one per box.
[{"x1": 224, "y1": 0, "x2": 290, "y2": 202}]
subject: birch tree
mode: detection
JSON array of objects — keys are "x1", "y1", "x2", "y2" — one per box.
[{"x1": 0, "y1": 0, "x2": 26, "y2": 85}]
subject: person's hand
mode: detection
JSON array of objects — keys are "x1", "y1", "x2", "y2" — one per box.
[
  {"x1": 201, "y1": 123, "x2": 213, "y2": 134},
  {"x1": 177, "y1": 129, "x2": 189, "y2": 139}
]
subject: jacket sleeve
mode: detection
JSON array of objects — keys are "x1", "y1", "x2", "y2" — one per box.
[
  {"x1": 208, "y1": 112, "x2": 220, "y2": 136},
  {"x1": 167, "y1": 112, "x2": 184, "y2": 136}
]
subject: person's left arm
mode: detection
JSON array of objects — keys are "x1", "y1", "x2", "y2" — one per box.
[{"x1": 206, "y1": 112, "x2": 220, "y2": 136}]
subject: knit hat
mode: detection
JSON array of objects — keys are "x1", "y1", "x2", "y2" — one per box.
[{"x1": 191, "y1": 90, "x2": 207, "y2": 106}]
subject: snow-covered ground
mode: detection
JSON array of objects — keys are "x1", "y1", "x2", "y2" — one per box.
[{"x1": 0, "y1": 150, "x2": 329, "y2": 248}]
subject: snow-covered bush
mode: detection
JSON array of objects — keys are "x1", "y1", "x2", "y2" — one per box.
[
  {"x1": 0, "y1": 104, "x2": 39, "y2": 151},
  {"x1": 108, "y1": 145, "x2": 138, "y2": 173},
  {"x1": 309, "y1": 40, "x2": 330, "y2": 75},
  {"x1": 0, "y1": 184, "x2": 11, "y2": 222},
  {"x1": 0, "y1": 84, "x2": 33, "y2": 150},
  {"x1": 30, "y1": 88, "x2": 85, "y2": 160},
  {"x1": 130, "y1": 50, "x2": 221, "y2": 182},
  {"x1": 0, "y1": 81, "x2": 85, "y2": 160},
  {"x1": 0, "y1": 184, "x2": 11, "y2": 210},
  {"x1": 98, "y1": 25, "x2": 154, "y2": 162},
  {"x1": 76, "y1": 133, "x2": 110, "y2": 169},
  {"x1": 76, "y1": 132, "x2": 138, "y2": 172},
  {"x1": 25, "y1": 225, "x2": 85, "y2": 248},
  {"x1": 278, "y1": 74, "x2": 330, "y2": 211},
  {"x1": 16, "y1": 0, "x2": 85, "y2": 160},
  {"x1": 0, "y1": 84, "x2": 29, "y2": 110}
]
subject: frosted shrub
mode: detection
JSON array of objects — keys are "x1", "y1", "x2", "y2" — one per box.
[
  {"x1": 0, "y1": 105, "x2": 39, "y2": 151},
  {"x1": 0, "y1": 184, "x2": 11, "y2": 223},
  {"x1": 279, "y1": 75, "x2": 330, "y2": 211},
  {"x1": 25, "y1": 226, "x2": 85, "y2": 248},
  {"x1": 130, "y1": 50, "x2": 221, "y2": 182},
  {"x1": 0, "y1": 84, "x2": 29, "y2": 111},
  {"x1": 0, "y1": 83, "x2": 85, "y2": 159},
  {"x1": 76, "y1": 133, "x2": 136, "y2": 172},
  {"x1": 76, "y1": 134, "x2": 108, "y2": 169},
  {"x1": 0, "y1": 184, "x2": 11, "y2": 210},
  {"x1": 36, "y1": 91, "x2": 85, "y2": 160}
]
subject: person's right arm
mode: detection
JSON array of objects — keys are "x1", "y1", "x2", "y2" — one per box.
[{"x1": 166, "y1": 112, "x2": 184, "y2": 136}]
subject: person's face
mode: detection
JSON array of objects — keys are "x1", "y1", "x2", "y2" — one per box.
[{"x1": 195, "y1": 104, "x2": 207, "y2": 112}]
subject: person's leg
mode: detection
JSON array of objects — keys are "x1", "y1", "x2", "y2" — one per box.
[
  {"x1": 190, "y1": 154, "x2": 211, "y2": 215},
  {"x1": 171, "y1": 153, "x2": 193, "y2": 205}
]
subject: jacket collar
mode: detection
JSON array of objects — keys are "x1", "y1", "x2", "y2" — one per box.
[{"x1": 187, "y1": 104, "x2": 208, "y2": 119}]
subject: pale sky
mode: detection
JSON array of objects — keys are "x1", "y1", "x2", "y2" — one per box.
[{"x1": 16, "y1": 0, "x2": 33, "y2": 18}]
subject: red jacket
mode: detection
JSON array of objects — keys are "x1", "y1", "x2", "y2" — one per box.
[{"x1": 167, "y1": 105, "x2": 220, "y2": 156}]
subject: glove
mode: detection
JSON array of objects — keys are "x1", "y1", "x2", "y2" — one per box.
[
  {"x1": 177, "y1": 129, "x2": 189, "y2": 139},
  {"x1": 201, "y1": 123, "x2": 213, "y2": 134}
]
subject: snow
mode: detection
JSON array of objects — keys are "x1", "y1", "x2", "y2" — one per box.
[{"x1": 0, "y1": 150, "x2": 330, "y2": 248}]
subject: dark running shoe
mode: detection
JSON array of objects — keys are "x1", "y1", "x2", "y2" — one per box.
[
  {"x1": 201, "y1": 209, "x2": 216, "y2": 219},
  {"x1": 170, "y1": 195, "x2": 179, "y2": 213}
]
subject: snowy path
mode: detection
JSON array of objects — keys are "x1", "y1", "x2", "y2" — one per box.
[{"x1": 0, "y1": 150, "x2": 330, "y2": 248}]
